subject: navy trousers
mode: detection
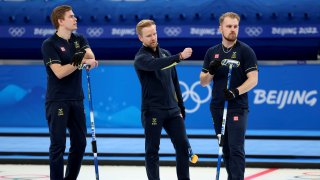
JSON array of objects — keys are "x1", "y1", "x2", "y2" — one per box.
[
  {"x1": 211, "y1": 107, "x2": 248, "y2": 180},
  {"x1": 46, "y1": 101, "x2": 87, "y2": 180},
  {"x1": 142, "y1": 107, "x2": 190, "y2": 180}
]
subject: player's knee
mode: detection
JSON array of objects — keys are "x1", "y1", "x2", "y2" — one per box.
[
  {"x1": 80, "y1": 138, "x2": 87, "y2": 150},
  {"x1": 230, "y1": 145, "x2": 245, "y2": 156}
]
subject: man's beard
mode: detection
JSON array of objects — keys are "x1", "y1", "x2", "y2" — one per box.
[
  {"x1": 223, "y1": 33, "x2": 237, "y2": 42},
  {"x1": 147, "y1": 41, "x2": 158, "y2": 49}
]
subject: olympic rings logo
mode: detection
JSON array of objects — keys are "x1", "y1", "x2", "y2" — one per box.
[
  {"x1": 180, "y1": 81, "x2": 211, "y2": 113},
  {"x1": 164, "y1": 27, "x2": 182, "y2": 37},
  {"x1": 86, "y1": 27, "x2": 104, "y2": 37},
  {"x1": 245, "y1": 27, "x2": 263, "y2": 37},
  {"x1": 8, "y1": 27, "x2": 26, "y2": 37}
]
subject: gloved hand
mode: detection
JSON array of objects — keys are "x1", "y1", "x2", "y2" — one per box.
[
  {"x1": 178, "y1": 103, "x2": 186, "y2": 120},
  {"x1": 208, "y1": 60, "x2": 221, "y2": 75},
  {"x1": 71, "y1": 49, "x2": 86, "y2": 67},
  {"x1": 224, "y1": 88, "x2": 239, "y2": 100}
]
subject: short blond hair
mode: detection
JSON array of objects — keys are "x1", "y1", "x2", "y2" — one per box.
[
  {"x1": 219, "y1": 12, "x2": 240, "y2": 25},
  {"x1": 136, "y1": 19, "x2": 155, "y2": 36}
]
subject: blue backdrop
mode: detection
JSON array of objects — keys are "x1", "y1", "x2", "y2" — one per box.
[{"x1": 0, "y1": 63, "x2": 319, "y2": 131}]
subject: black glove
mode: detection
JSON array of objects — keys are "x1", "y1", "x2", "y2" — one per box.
[
  {"x1": 71, "y1": 49, "x2": 86, "y2": 66},
  {"x1": 178, "y1": 103, "x2": 186, "y2": 120},
  {"x1": 224, "y1": 88, "x2": 239, "y2": 100},
  {"x1": 208, "y1": 60, "x2": 221, "y2": 75}
]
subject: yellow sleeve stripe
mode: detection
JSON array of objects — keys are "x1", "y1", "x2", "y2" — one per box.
[
  {"x1": 202, "y1": 68, "x2": 209, "y2": 72},
  {"x1": 161, "y1": 62, "x2": 178, "y2": 70},
  {"x1": 46, "y1": 59, "x2": 60, "y2": 66}
]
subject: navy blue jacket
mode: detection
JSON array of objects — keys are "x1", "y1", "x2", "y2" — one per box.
[
  {"x1": 41, "y1": 33, "x2": 89, "y2": 102},
  {"x1": 134, "y1": 45, "x2": 184, "y2": 111}
]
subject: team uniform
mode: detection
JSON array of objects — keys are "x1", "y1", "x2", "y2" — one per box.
[
  {"x1": 41, "y1": 33, "x2": 89, "y2": 180},
  {"x1": 134, "y1": 45, "x2": 190, "y2": 180},
  {"x1": 202, "y1": 40, "x2": 258, "y2": 180}
]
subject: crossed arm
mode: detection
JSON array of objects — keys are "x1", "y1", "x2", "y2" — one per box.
[{"x1": 50, "y1": 48, "x2": 98, "y2": 79}]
